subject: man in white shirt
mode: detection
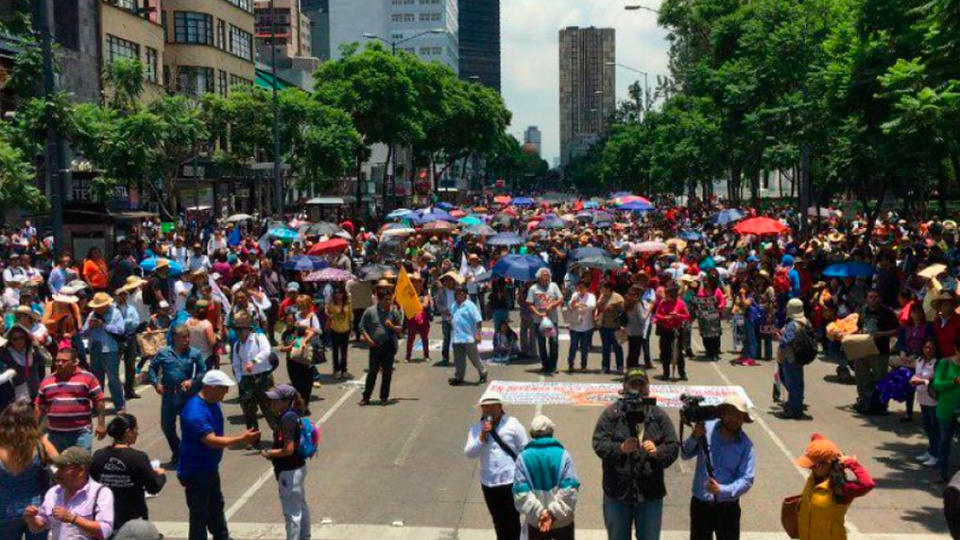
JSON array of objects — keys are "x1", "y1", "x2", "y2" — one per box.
[
  {"x1": 231, "y1": 314, "x2": 275, "y2": 433},
  {"x1": 3, "y1": 253, "x2": 25, "y2": 285},
  {"x1": 167, "y1": 238, "x2": 189, "y2": 267},
  {"x1": 463, "y1": 254, "x2": 490, "y2": 318},
  {"x1": 464, "y1": 390, "x2": 528, "y2": 540},
  {"x1": 187, "y1": 243, "x2": 211, "y2": 273},
  {"x1": 207, "y1": 230, "x2": 227, "y2": 256}
]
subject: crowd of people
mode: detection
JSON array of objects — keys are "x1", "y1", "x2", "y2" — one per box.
[{"x1": 1, "y1": 192, "x2": 960, "y2": 539}]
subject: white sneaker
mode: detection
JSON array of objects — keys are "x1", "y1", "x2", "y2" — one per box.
[
  {"x1": 923, "y1": 456, "x2": 939, "y2": 467},
  {"x1": 916, "y1": 451, "x2": 932, "y2": 462}
]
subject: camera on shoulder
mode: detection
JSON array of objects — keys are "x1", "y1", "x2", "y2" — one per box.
[{"x1": 679, "y1": 394, "x2": 720, "y2": 426}]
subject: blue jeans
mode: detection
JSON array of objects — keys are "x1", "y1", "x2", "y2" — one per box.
[
  {"x1": 48, "y1": 426, "x2": 93, "y2": 453},
  {"x1": 90, "y1": 350, "x2": 124, "y2": 411},
  {"x1": 743, "y1": 320, "x2": 758, "y2": 359},
  {"x1": 0, "y1": 518, "x2": 47, "y2": 540},
  {"x1": 781, "y1": 361, "x2": 805, "y2": 416},
  {"x1": 568, "y1": 329, "x2": 593, "y2": 369},
  {"x1": 939, "y1": 413, "x2": 959, "y2": 480},
  {"x1": 161, "y1": 392, "x2": 188, "y2": 458},
  {"x1": 441, "y1": 321, "x2": 453, "y2": 362},
  {"x1": 602, "y1": 495, "x2": 663, "y2": 540},
  {"x1": 600, "y1": 328, "x2": 624, "y2": 372},
  {"x1": 921, "y1": 405, "x2": 940, "y2": 458}
]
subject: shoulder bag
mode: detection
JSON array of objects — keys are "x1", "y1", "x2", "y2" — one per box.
[{"x1": 488, "y1": 426, "x2": 519, "y2": 461}]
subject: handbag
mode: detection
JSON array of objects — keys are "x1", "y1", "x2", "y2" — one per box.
[
  {"x1": 136, "y1": 330, "x2": 167, "y2": 359},
  {"x1": 288, "y1": 338, "x2": 313, "y2": 366},
  {"x1": 781, "y1": 494, "x2": 801, "y2": 539}
]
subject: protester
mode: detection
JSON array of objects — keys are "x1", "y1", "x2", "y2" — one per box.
[
  {"x1": 231, "y1": 313, "x2": 276, "y2": 431},
  {"x1": 448, "y1": 286, "x2": 488, "y2": 386},
  {"x1": 596, "y1": 280, "x2": 626, "y2": 374},
  {"x1": 0, "y1": 401, "x2": 58, "y2": 540},
  {"x1": 794, "y1": 433, "x2": 875, "y2": 540},
  {"x1": 464, "y1": 390, "x2": 528, "y2": 540},
  {"x1": 81, "y1": 293, "x2": 127, "y2": 413},
  {"x1": 565, "y1": 279, "x2": 596, "y2": 373},
  {"x1": 932, "y1": 335, "x2": 960, "y2": 483},
  {"x1": 325, "y1": 286, "x2": 353, "y2": 379},
  {"x1": 177, "y1": 370, "x2": 259, "y2": 540},
  {"x1": 624, "y1": 285, "x2": 652, "y2": 370},
  {"x1": 24, "y1": 446, "x2": 114, "y2": 540},
  {"x1": 527, "y1": 268, "x2": 563, "y2": 374},
  {"x1": 854, "y1": 289, "x2": 899, "y2": 414},
  {"x1": 36, "y1": 348, "x2": 106, "y2": 452},
  {"x1": 777, "y1": 298, "x2": 811, "y2": 419},
  {"x1": 910, "y1": 338, "x2": 940, "y2": 467},
  {"x1": 260, "y1": 384, "x2": 311, "y2": 540},
  {"x1": 358, "y1": 286, "x2": 402, "y2": 406},
  {"x1": 681, "y1": 396, "x2": 756, "y2": 540},
  {"x1": 148, "y1": 325, "x2": 207, "y2": 464},
  {"x1": 592, "y1": 368, "x2": 680, "y2": 540},
  {"x1": 90, "y1": 414, "x2": 166, "y2": 531},
  {"x1": 654, "y1": 284, "x2": 690, "y2": 381}
]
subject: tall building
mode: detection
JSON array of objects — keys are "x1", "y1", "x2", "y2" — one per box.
[
  {"x1": 329, "y1": 0, "x2": 459, "y2": 72},
  {"x1": 559, "y1": 26, "x2": 615, "y2": 165},
  {"x1": 301, "y1": 0, "x2": 330, "y2": 60},
  {"x1": 100, "y1": 0, "x2": 165, "y2": 100},
  {"x1": 523, "y1": 126, "x2": 542, "y2": 155},
  {"x1": 458, "y1": 0, "x2": 499, "y2": 91},
  {"x1": 253, "y1": 0, "x2": 312, "y2": 61},
  {"x1": 161, "y1": 0, "x2": 257, "y2": 96}
]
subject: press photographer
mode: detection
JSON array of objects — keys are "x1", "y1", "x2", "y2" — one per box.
[
  {"x1": 592, "y1": 368, "x2": 679, "y2": 540},
  {"x1": 680, "y1": 395, "x2": 756, "y2": 540}
]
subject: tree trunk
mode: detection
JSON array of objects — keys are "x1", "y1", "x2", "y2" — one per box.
[
  {"x1": 355, "y1": 152, "x2": 363, "y2": 217},
  {"x1": 938, "y1": 159, "x2": 948, "y2": 217}
]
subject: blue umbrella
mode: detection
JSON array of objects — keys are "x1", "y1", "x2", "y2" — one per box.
[
  {"x1": 822, "y1": 262, "x2": 876, "y2": 278},
  {"x1": 139, "y1": 257, "x2": 183, "y2": 277},
  {"x1": 571, "y1": 246, "x2": 610, "y2": 260},
  {"x1": 538, "y1": 215, "x2": 567, "y2": 229},
  {"x1": 582, "y1": 201, "x2": 600, "y2": 209},
  {"x1": 680, "y1": 231, "x2": 703, "y2": 241},
  {"x1": 417, "y1": 212, "x2": 457, "y2": 224},
  {"x1": 387, "y1": 208, "x2": 414, "y2": 220},
  {"x1": 617, "y1": 201, "x2": 655, "y2": 212},
  {"x1": 268, "y1": 227, "x2": 299, "y2": 242},
  {"x1": 511, "y1": 197, "x2": 535, "y2": 206},
  {"x1": 488, "y1": 232, "x2": 524, "y2": 246},
  {"x1": 712, "y1": 209, "x2": 745, "y2": 226},
  {"x1": 436, "y1": 202, "x2": 454, "y2": 210},
  {"x1": 492, "y1": 255, "x2": 548, "y2": 281},
  {"x1": 282, "y1": 255, "x2": 329, "y2": 272}
]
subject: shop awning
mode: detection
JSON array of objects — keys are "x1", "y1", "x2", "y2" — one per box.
[{"x1": 255, "y1": 68, "x2": 293, "y2": 91}]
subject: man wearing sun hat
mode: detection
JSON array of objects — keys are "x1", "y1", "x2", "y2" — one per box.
[
  {"x1": 681, "y1": 395, "x2": 756, "y2": 540},
  {"x1": 81, "y1": 292, "x2": 128, "y2": 413}
]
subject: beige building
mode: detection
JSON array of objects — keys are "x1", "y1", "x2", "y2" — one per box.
[
  {"x1": 253, "y1": 0, "x2": 312, "y2": 61},
  {"x1": 559, "y1": 26, "x2": 615, "y2": 165},
  {"x1": 100, "y1": 0, "x2": 166, "y2": 99},
  {"x1": 161, "y1": 0, "x2": 256, "y2": 96}
]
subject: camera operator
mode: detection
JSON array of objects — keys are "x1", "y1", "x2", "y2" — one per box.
[
  {"x1": 592, "y1": 368, "x2": 679, "y2": 540},
  {"x1": 680, "y1": 396, "x2": 756, "y2": 540}
]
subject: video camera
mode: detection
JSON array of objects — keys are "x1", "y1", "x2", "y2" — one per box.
[
  {"x1": 679, "y1": 394, "x2": 721, "y2": 426},
  {"x1": 621, "y1": 391, "x2": 658, "y2": 438}
]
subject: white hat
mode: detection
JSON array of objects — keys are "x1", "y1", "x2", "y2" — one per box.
[
  {"x1": 786, "y1": 298, "x2": 806, "y2": 323},
  {"x1": 201, "y1": 370, "x2": 236, "y2": 387},
  {"x1": 477, "y1": 390, "x2": 504, "y2": 407},
  {"x1": 717, "y1": 395, "x2": 754, "y2": 423},
  {"x1": 530, "y1": 415, "x2": 556, "y2": 436}
]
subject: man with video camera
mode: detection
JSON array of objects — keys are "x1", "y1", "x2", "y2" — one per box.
[
  {"x1": 592, "y1": 368, "x2": 679, "y2": 540},
  {"x1": 680, "y1": 395, "x2": 756, "y2": 540}
]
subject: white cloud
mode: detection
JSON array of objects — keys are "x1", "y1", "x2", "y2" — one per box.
[{"x1": 501, "y1": 1, "x2": 671, "y2": 163}]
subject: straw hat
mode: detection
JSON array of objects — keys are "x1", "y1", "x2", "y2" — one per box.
[
  {"x1": 717, "y1": 395, "x2": 754, "y2": 423},
  {"x1": 13, "y1": 305, "x2": 39, "y2": 322},
  {"x1": 120, "y1": 275, "x2": 147, "y2": 293},
  {"x1": 827, "y1": 232, "x2": 845, "y2": 243},
  {"x1": 88, "y1": 292, "x2": 114, "y2": 309},
  {"x1": 154, "y1": 258, "x2": 170, "y2": 271},
  {"x1": 441, "y1": 271, "x2": 465, "y2": 285},
  {"x1": 52, "y1": 292, "x2": 79, "y2": 304},
  {"x1": 374, "y1": 279, "x2": 393, "y2": 290}
]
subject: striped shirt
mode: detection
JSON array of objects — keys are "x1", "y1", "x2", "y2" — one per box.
[{"x1": 35, "y1": 369, "x2": 104, "y2": 432}]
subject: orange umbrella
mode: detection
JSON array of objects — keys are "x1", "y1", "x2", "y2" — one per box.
[
  {"x1": 733, "y1": 217, "x2": 789, "y2": 236},
  {"x1": 494, "y1": 195, "x2": 511, "y2": 205}
]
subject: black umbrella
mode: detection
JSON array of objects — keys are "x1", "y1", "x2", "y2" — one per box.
[
  {"x1": 304, "y1": 222, "x2": 342, "y2": 237},
  {"x1": 357, "y1": 263, "x2": 395, "y2": 281}
]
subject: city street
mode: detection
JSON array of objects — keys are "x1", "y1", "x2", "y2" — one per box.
[{"x1": 109, "y1": 320, "x2": 949, "y2": 540}]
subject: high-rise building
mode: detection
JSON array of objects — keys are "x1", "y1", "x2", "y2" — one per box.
[
  {"x1": 458, "y1": 0, "x2": 499, "y2": 91},
  {"x1": 559, "y1": 26, "x2": 615, "y2": 165},
  {"x1": 301, "y1": 0, "x2": 330, "y2": 60},
  {"x1": 523, "y1": 126, "x2": 542, "y2": 155},
  {"x1": 253, "y1": 0, "x2": 312, "y2": 61},
  {"x1": 329, "y1": 0, "x2": 459, "y2": 72}
]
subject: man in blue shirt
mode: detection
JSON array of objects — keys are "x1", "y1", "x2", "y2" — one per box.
[
  {"x1": 449, "y1": 286, "x2": 488, "y2": 386},
  {"x1": 179, "y1": 370, "x2": 259, "y2": 540},
  {"x1": 82, "y1": 292, "x2": 128, "y2": 413},
  {"x1": 149, "y1": 325, "x2": 208, "y2": 464},
  {"x1": 681, "y1": 395, "x2": 756, "y2": 540}
]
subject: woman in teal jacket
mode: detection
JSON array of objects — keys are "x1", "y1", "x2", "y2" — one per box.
[{"x1": 513, "y1": 415, "x2": 580, "y2": 540}]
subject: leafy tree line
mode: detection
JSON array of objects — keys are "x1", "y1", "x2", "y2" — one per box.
[
  {"x1": 0, "y1": 19, "x2": 528, "y2": 215},
  {"x1": 568, "y1": 0, "x2": 960, "y2": 219}
]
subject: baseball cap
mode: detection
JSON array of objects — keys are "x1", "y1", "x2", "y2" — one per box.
[
  {"x1": 624, "y1": 367, "x2": 649, "y2": 384},
  {"x1": 286, "y1": 282, "x2": 300, "y2": 293},
  {"x1": 201, "y1": 370, "x2": 236, "y2": 387},
  {"x1": 265, "y1": 384, "x2": 298, "y2": 401},
  {"x1": 53, "y1": 446, "x2": 91, "y2": 467}
]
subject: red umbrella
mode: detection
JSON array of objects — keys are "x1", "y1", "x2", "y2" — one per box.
[
  {"x1": 494, "y1": 195, "x2": 511, "y2": 205},
  {"x1": 733, "y1": 217, "x2": 789, "y2": 236},
  {"x1": 449, "y1": 209, "x2": 466, "y2": 218},
  {"x1": 308, "y1": 238, "x2": 349, "y2": 255}
]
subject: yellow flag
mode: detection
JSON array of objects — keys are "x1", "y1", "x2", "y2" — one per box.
[{"x1": 395, "y1": 267, "x2": 424, "y2": 320}]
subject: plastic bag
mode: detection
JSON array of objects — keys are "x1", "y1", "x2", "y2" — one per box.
[{"x1": 539, "y1": 317, "x2": 557, "y2": 338}]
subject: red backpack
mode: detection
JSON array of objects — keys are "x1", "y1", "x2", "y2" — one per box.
[{"x1": 774, "y1": 267, "x2": 792, "y2": 294}]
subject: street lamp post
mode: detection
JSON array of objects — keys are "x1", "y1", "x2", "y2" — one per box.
[
  {"x1": 270, "y1": 0, "x2": 283, "y2": 218},
  {"x1": 363, "y1": 29, "x2": 445, "y2": 217},
  {"x1": 33, "y1": 0, "x2": 65, "y2": 256},
  {"x1": 606, "y1": 62, "x2": 652, "y2": 114}
]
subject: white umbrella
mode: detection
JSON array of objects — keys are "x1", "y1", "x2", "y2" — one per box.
[
  {"x1": 381, "y1": 228, "x2": 416, "y2": 237},
  {"x1": 225, "y1": 213, "x2": 254, "y2": 223},
  {"x1": 630, "y1": 241, "x2": 668, "y2": 253}
]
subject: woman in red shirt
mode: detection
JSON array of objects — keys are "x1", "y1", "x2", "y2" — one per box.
[
  {"x1": 82, "y1": 247, "x2": 109, "y2": 293},
  {"x1": 654, "y1": 283, "x2": 690, "y2": 381}
]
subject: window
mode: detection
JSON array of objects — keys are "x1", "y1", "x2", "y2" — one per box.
[
  {"x1": 177, "y1": 66, "x2": 214, "y2": 96},
  {"x1": 114, "y1": 0, "x2": 137, "y2": 10},
  {"x1": 173, "y1": 12, "x2": 213, "y2": 45},
  {"x1": 403, "y1": 13, "x2": 415, "y2": 22},
  {"x1": 229, "y1": 74, "x2": 253, "y2": 87},
  {"x1": 391, "y1": 13, "x2": 402, "y2": 22},
  {"x1": 419, "y1": 0, "x2": 440, "y2": 4},
  {"x1": 106, "y1": 34, "x2": 140, "y2": 64},
  {"x1": 218, "y1": 70, "x2": 228, "y2": 96},
  {"x1": 218, "y1": 20, "x2": 227, "y2": 49},
  {"x1": 391, "y1": 33, "x2": 404, "y2": 40},
  {"x1": 419, "y1": 12, "x2": 441, "y2": 22},
  {"x1": 145, "y1": 47, "x2": 159, "y2": 82},
  {"x1": 223, "y1": 0, "x2": 254, "y2": 12},
  {"x1": 229, "y1": 25, "x2": 253, "y2": 61},
  {"x1": 53, "y1": 0, "x2": 79, "y2": 50}
]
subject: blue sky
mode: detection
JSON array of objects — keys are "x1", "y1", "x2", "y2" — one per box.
[{"x1": 501, "y1": 1, "x2": 670, "y2": 164}]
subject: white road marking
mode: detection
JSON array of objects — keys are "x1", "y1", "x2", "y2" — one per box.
[
  {"x1": 534, "y1": 374, "x2": 545, "y2": 415},
  {"x1": 393, "y1": 409, "x2": 428, "y2": 467},
  {"x1": 223, "y1": 386, "x2": 357, "y2": 520},
  {"x1": 151, "y1": 521, "x2": 945, "y2": 540}
]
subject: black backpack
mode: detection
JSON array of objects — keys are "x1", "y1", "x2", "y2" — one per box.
[{"x1": 791, "y1": 322, "x2": 818, "y2": 365}]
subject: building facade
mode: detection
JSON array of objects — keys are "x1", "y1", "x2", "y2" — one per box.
[
  {"x1": 300, "y1": 0, "x2": 330, "y2": 60},
  {"x1": 458, "y1": 0, "x2": 499, "y2": 91},
  {"x1": 329, "y1": 0, "x2": 459, "y2": 72},
  {"x1": 559, "y1": 26, "x2": 615, "y2": 165},
  {"x1": 161, "y1": 0, "x2": 256, "y2": 96},
  {"x1": 100, "y1": 0, "x2": 166, "y2": 100},
  {"x1": 253, "y1": 0, "x2": 312, "y2": 61},
  {"x1": 523, "y1": 125, "x2": 542, "y2": 155}
]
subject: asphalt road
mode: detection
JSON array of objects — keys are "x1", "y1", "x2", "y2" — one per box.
[{"x1": 100, "y1": 319, "x2": 952, "y2": 539}]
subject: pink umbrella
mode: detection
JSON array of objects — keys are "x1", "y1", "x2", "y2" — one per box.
[{"x1": 304, "y1": 268, "x2": 357, "y2": 282}]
